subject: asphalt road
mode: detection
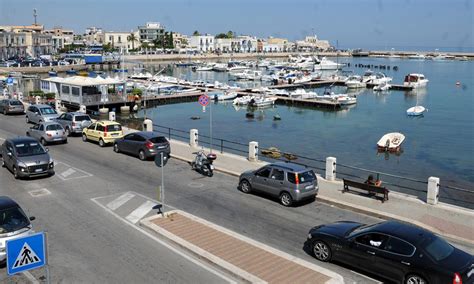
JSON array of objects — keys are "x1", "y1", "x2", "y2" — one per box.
[{"x1": 0, "y1": 114, "x2": 472, "y2": 283}]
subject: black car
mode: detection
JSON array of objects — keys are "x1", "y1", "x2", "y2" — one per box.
[
  {"x1": 113, "y1": 131, "x2": 170, "y2": 161},
  {"x1": 307, "y1": 220, "x2": 474, "y2": 284}
]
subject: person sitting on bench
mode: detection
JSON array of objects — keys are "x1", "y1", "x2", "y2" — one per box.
[{"x1": 365, "y1": 175, "x2": 382, "y2": 187}]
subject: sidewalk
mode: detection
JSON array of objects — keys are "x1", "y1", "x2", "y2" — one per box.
[
  {"x1": 122, "y1": 128, "x2": 474, "y2": 245},
  {"x1": 141, "y1": 210, "x2": 343, "y2": 284}
]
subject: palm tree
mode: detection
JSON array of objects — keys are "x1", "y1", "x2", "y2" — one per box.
[{"x1": 127, "y1": 33, "x2": 137, "y2": 50}]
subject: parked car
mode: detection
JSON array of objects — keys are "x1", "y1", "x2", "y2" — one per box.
[
  {"x1": 0, "y1": 99, "x2": 25, "y2": 115},
  {"x1": 0, "y1": 196, "x2": 36, "y2": 264},
  {"x1": 82, "y1": 120, "x2": 123, "y2": 147},
  {"x1": 55, "y1": 112, "x2": 92, "y2": 136},
  {"x1": 0, "y1": 136, "x2": 55, "y2": 179},
  {"x1": 238, "y1": 162, "x2": 318, "y2": 206},
  {"x1": 113, "y1": 131, "x2": 170, "y2": 161},
  {"x1": 26, "y1": 122, "x2": 67, "y2": 145},
  {"x1": 307, "y1": 220, "x2": 474, "y2": 284},
  {"x1": 25, "y1": 104, "x2": 59, "y2": 124}
]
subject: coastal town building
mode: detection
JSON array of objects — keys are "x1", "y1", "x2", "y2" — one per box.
[
  {"x1": 189, "y1": 34, "x2": 214, "y2": 52},
  {"x1": 0, "y1": 24, "x2": 54, "y2": 59},
  {"x1": 172, "y1": 32, "x2": 189, "y2": 49},
  {"x1": 44, "y1": 27, "x2": 74, "y2": 50},
  {"x1": 104, "y1": 31, "x2": 140, "y2": 52},
  {"x1": 84, "y1": 27, "x2": 104, "y2": 45},
  {"x1": 295, "y1": 35, "x2": 331, "y2": 51},
  {"x1": 138, "y1": 22, "x2": 165, "y2": 44}
]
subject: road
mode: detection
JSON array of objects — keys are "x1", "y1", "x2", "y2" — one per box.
[{"x1": 0, "y1": 114, "x2": 472, "y2": 283}]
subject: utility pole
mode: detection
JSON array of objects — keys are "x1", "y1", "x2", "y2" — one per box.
[{"x1": 33, "y1": 9, "x2": 37, "y2": 25}]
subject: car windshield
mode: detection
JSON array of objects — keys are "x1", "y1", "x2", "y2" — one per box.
[
  {"x1": 0, "y1": 206, "x2": 30, "y2": 234},
  {"x1": 15, "y1": 141, "x2": 46, "y2": 156},
  {"x1": 75, "y1": 115, "x2": 91, "y2": 121},
  {"x1": 9, "y1": 100, "x2": 22, "y2": 106},
  {"x1": 150, "y1": 136, "x2": 168, "y2": 143},
  {"x1": 40, "y1": 107, "x2": 56, "y2": 115},
  {"x1": 46, "y1": 124, "x2": 63, "y2": 131},
  {"x1": 422, "y1": 235, "x2": 454, "y2": 261},
  {"x1": 106, "y1": 125, "x2": 121, "y2": 132}
]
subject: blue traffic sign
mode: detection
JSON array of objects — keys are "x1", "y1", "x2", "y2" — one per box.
[
  {"x1": 6, "y1": 77, "x2": 14, "y2": 85},
  {"x1": 6, "y1": 232, "x2": 46, "y2": 275}
]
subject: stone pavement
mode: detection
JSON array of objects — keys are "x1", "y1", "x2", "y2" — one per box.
[{"x1": 141, "y1": 210, "x2": 343, "y2": 284}]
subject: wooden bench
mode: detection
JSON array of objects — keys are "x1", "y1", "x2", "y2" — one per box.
[{"x1": 342, "y1": 179, "x2": 389, "y2": 203}]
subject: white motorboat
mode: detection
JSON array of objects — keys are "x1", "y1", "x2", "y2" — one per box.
[
  {"x1": 233, "y1": 95, "x2": 255, "y2": 105},
  {"x1": 362, "y1": 70, "x2": 376, "y2": 83},
  {"x1": 293, "y1": 75, "x2": 312, "y2": 84},
  {"x1": 313, "y1": 57, "x2": 344, "y2": 70},
  {"x1": 404, "y1": 73, "x2": 429, "y2": 88},
  {"x1": 345, "y1": 75, "x2": 366, "y2": 89},
  {"x1": 129, "y1": 72, "x2": 153, "y2": 80},
  {"x1": 336, "y1": 95, "x2": 357, "y2": 105},
  {"x1": 251, "y1": 87, "x2": 271, "y2": 93},
  {"x1": 230, "y1": 70, "x2": 262, "y2": 80},
  {"x1": 373, "y1": 82, "x2": 391, "y2": 91},
  {"x1": 267, "y1": 89, "x2": 290, "y2": 97},
  {"x1": 367, "y1": 72, "x2": 392, "y2": 85},
  {"x1": 408, "y1": 54, "x2": 426, "y2": 60},
  {"x1": 289, "y1": 89, "x2": 318, "y2": 99},
  {"x1": 212, "y1": 91, "x2": 238, "y2": 101},
  {"x1": 377, "y1": 132, "x2": 405, "y2": 152},
  {"x1": 249, "y1": 96, "x2": 278, "y2": 107},
  {"x1": 406, "y1": 105, "x2": 426, "y2": 116},
  {"x1": 212, "y1": 63, "x2": 228, "y2": 72},
  {"x1": 195, "y1": 63, "x2": 215, "y2": 71}
]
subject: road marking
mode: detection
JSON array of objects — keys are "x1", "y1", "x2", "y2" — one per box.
[
  {"x1": 22, "y1": 271, "x2": 40, "y2": 284},
  {"x1": 91, "y1": 196, "x2": 237, "y2": 284},
  {"x1": 28, "y1": 188, "x2": 51, "y2": 197},
  {"x1": 60, "y1": 168, "x2": 76, "y2": 178},
  {"x1": 106, "y1": 192, "x2": 136, "y2": 210},
  {"x1": 125, "y1": 200, "x2": 157, "y2": 224}
]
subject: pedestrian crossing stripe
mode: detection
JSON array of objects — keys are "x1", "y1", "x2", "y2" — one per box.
[{"x1": 12, "y1": 243, "x2": 41, "y2": 268}]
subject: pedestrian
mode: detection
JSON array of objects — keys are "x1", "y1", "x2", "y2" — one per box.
[{"x1": 365, "y1": 174, "x2": 382, "y2": 187}]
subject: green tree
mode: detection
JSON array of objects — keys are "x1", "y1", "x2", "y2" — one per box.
[
  {"x1": 165, "y1": 32, "x2": 174, "y2": 49},
  {"x1": 127, "y1": 32, "x2": 137, "y2": 50},
  {"x1": 215, "y1": 33, "x2": 228, "y2": 39},
  {"x1": 226, "y1": 31, "x2": 234, "y2": 38},
  {"x1": 141, "y1": 42, "x2": 150, "y2": 49},
  {"x1": 103, "y1": 43, "x2": 114, "y2": 52},
  {"x1": 192, "y1": 30, "x2": 200, "y2": 36}
]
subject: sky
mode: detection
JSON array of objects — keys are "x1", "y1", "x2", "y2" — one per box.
[{"x1": 1, "y1": 0, "x2": 473, "y2": 51}]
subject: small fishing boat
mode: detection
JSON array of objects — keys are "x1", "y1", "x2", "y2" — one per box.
[
  {"x1": 377, "y1": 132, "x2": 406, "y2": 152},
  {"x1": 66, "y1": 69, "x2": 77, "y2": 75},
  {"x1": 406, "y1": 106, "x2": 426, "y2": 116},
  {"x1": 249, "y1": 97, "x2": 277, "y2": 108},
  {"x1": 48, "y1": 70, "x2": 58, "y2": 77},
  {"x1": 261, "y1": 147, "x2": 282, "y2": 159},
  {"x1": 336, "y1": 95, "x2": 357, "y2": 105},
  {"x1": 233, "y1": 95, "x2": 255, "y2": 105},
  {"x1": 213, "y1": 91, "x2": 238, "y2": 101}
]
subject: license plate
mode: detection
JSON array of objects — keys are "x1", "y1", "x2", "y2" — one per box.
[
  {"x1": 35, "y1": 168, "x2": 43, "y2": 173},
  {"x1": 111, "y1": 133, "x2": 119, "y2": 137},
  {"x1": 54, "y1": 138, "x2": 62, "y2": 141}
]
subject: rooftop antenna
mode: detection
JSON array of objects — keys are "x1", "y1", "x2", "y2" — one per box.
[{"x1": 33, "y1": 8, "x2": 37, "y2": 25}]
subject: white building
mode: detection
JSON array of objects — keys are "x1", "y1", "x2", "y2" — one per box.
[
  {"x1": 138, "y1": 22, "x2": 165, "y2": 43},
  {"x1": 104, "y1": 31, "x2": 140, "y2": 51},
  {"x1": 189, "y1": 35, "x2": 214, "y2": 52},
  {"x1": 296, "y1": 35, "x2": 331, "y2": 51},
  {"x1": 214, "y1": 38, "x2": 231, "y2": 53},
  {"x1": 233, "y1": 36, "x2": 257, "y2": 52}
]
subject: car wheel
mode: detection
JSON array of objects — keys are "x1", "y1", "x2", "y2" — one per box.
[
  {"x1": 280, "y1": 192, "x2": 293, "y2": 207},
  {"x1": 113, "y1": 143, "x2": 120, "y2": 153},
  {"x1": 99, "y1": 139, "x2": 105, "y2": 147},
  {"x1": 65, "y1": 127, "x2": 70, "y2": 136},
  {"x1": 41, "y1": 138, "x2": 47, "y2": 146},
  {"x1": 240, "y1": 180, "x2": 252, "y2": 193},
  {"x1": 405, "y1": 274, "x2": 427, "y2": 284},
  {"x1": 13, "y1": 166, "x2": 19, "y2": 179},
  {"x1": 138, "y1": 150, "x2": 146, "y2": 161},
  {"x1": 312, "y1": 240, "x2": 332, "y2": 262},
  {"x1": 82, "y1": 134, "x2": 87, "y2": 142}
]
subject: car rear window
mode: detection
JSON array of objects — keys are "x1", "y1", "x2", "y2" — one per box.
[
  {"x1": 106, "y1": 125, "x2": 122, "y2": 132},
  {"x1": 422, "y1": 236, "x2": 454, "y2": 261},
  {"x1": 75, "y1": 115, "x2": 91, "y2": 121},
  {"x1": 9, "y1": 100, "x2": 22, "y2": 105},
  {"x1": 40, "y1": 107, "x2": 56, "y2": 115},
  {"x1": 46, "y1": 124, "x2": 63, "y2": 131},
  {"x1": 288, "y1": 170, "x2": 315, "y2": 184},
  {"x1": 150, "y1": 136, "x2": 168, "y2": 143}
]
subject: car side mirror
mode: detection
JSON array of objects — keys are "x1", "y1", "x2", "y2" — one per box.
[{"x1": 29, "y1": 216, "x2": 36, "y2": 221}]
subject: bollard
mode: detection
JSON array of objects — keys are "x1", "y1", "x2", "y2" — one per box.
[
  {"x1": 79, "y1": 105, "x2": 87, "y2": 113},
  {"x1": 427, "y1": 177, "x2": 440, "y2": 205},
  {"x1": 109, "y1": 111, "x2": 116, "y2": 121},
  {"x1": 99, "y1": 108, "x2": 109, "y2": 115},
  {"x1": 120, "y1": 105, "x2": 130, "y2": 113},
  {"x1": 248, "y1": 141, "x2": 258, "y2": 162},
  {"x1": 35, "y1": 96, "x2": 41, "y2": 105},
  {"x1": 325, "y1": 157, "x2": 337, "y2": 181},
  {"x1": 143, "y1": 119, "x2": 153, "y2": 132},
  {"x1": 55, "y1": 100, "x2": 61, "y2": 112},
  {"x1": 190, "y1": 129, "x2": 198, "y2": 147}
]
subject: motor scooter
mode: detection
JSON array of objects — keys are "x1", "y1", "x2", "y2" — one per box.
[{"x1": 191, "y1": 150, "x2": 217, "y2": 177}]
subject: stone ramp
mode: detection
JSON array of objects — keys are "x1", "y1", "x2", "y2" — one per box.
[{"x1": 141, "y1": 210, "x2": 343, "y2": 284}]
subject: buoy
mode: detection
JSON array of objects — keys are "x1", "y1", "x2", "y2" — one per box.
[{"x1": 456, "y1": 81, "x2": 461, "y2": 86}]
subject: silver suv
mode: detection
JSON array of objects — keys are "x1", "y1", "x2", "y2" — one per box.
[
  {"x1": 0, "y1": 196, "x2": 36, "y2": 265},
  {"x1": 55, "y1": 112, "x2": 92, "y2": 136},
  {"x1": 238, "y1": 162, "x2": 318, "y2": 206},
  {"x1": 25, "y1": 104, "x2": 59, "y2": 124}
]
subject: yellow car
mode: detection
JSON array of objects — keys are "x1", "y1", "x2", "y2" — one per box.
[{"x1": 82, "y1": 120, "x2": 123, "y2": 147}]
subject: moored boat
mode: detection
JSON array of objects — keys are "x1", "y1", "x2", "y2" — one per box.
[
  {"x1": 406, "y1": 105, "x2": 426, "y2": 116},
  {"x1": 403, "y1": 73, "x2": 429, "y2": 88},
  {"x1": 377, "y1": 132, "x2": 405, "y2": 152}
]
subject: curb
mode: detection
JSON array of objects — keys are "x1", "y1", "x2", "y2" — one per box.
[{"x1": 141, "y1": 210, "x2": 344, "y2": 284}]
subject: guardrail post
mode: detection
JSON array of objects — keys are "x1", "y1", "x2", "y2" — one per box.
[
  {"x1": 427, "y1": 177, "x2": 440, "y2": 205},
  {"x1": 108, "y1": 111, "x2": 116, "y2": 121},
  {"x1": 79, "y1": 105, "x2": 87, "y2": 113},
  {"x1": 190, "y1": 129, "x2": 198, "y2": 147},
  {"x1": 325, "y1": 157, "x2": 337, "y2": 181},
  {"x1": 249, "y1": 141, "x2": 258, "y2": 162},
  {"x1": 143, "y1": 118, "x2": 153, "y2": 132}
]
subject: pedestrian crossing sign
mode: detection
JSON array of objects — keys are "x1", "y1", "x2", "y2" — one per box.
[{"x1": 6, "y1": 232, "x2": 46, "y2": 275}]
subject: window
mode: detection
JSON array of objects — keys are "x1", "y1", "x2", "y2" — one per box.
[
  {"x1": 65, "y1": 114, "x2": 73, "y2": 121},
  {"x1": 150, "y1": 136, "x2": 168, "y2": 143},
  {"x1": 39, "y1": 124, "x2": 44, "y2": 131},
  {"x1": 106, "y1": 125, "x2": 121, "y2": 132},
  {"x1": 0, "y1": 206, "x2": 30, "y2": 234},
  {"x1": 422, "y1": 236, "x2": 454, "y2": 261},
  {"x1": 271, "y1": 169, "x2": 285, "y2": 181},
  {"x1": 299, "y1": 170, "x2": 316, "y2": 183},
  {"x1": 46, "y1": 124, "x2": 63, "y2": 131},
  {"x1": 355, "y1": 233, "x2": 389, "y2": 248},
  {"x1": 58, "y1": 113, "x2": 66, "y2": 120},
  {"x1": 96, "y1": 124, "x2": 105, "y2": 132},
  {"x1": 71, "y1": 87, "x2": 80, "y2": 96},
  {"x1": 40, "y1": 107, "x2": 57, "y2": 115},
  {"x1": 61, "y1": 85, "x2": 70, "y2": 94},
  {"x1": 124, "y1": 134, "x2": 136, "y2": 140},
  {"x1": 256, "y1": 167, "x2": 271, "y2": 178},
  {"x1": 384, "y1": 237, "x2": 415, "y2": 256},
  {"x1": 74, "y1": 115, "x2": 90, "y2": 122},
  {"x1": 14, "y1": 141, "x2": 46, "y2": 157},
  {"x1": 88, "y1": 123, "x2": 96, "y2": 130}
]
